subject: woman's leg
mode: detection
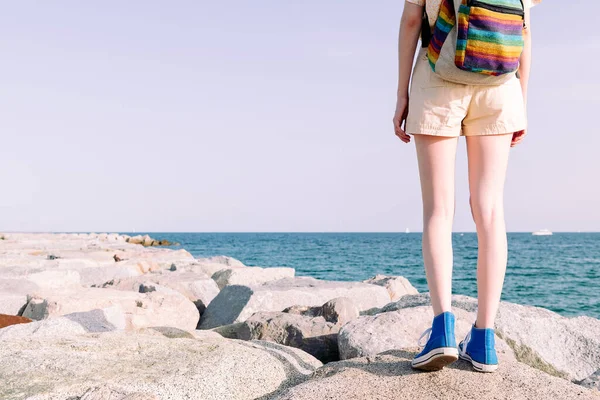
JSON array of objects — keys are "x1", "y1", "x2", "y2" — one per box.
[
  {"x1": 465, "y1": 133, "x2": 513, "y2": 328},
  {"x1": 414, "y1": 134, "x2": 459, "y2": 316}
]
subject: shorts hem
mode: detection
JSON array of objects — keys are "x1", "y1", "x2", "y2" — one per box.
[
  {"x1": 407, "y1": 125, "x2": 460, "y2": 137},
  {"x1": 462, "y1": 122, "x2": 527, "y2": 136}
]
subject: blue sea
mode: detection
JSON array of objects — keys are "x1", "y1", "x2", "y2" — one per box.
[{"x1": 140, "y1": 232, "x2": 600, "y2": 320}]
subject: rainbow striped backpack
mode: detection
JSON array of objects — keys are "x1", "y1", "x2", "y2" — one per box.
[{"x1": 423, "y1": 0, "x2": 526, "y2": 85}]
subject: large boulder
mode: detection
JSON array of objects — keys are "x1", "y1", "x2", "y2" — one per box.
[
  {"x1": 183, "y1": 256, "x2": 246, "y2": 277},
  {"x1": 363, "y1": 274, "x2": 419, "y2": 301},
  {"x1": 0, "y1": 308, "x2": 160, "y2": 340},
  {"x1": 0, "y1": 329, "x2": 322, "y2": 400},
  {"x1": 374, "y1": 293, "x2": 600, "y2": 384},
  {"x1": 105, "y1": 271, "x2": 220, "y2": 314},
  {"x1": 0, "y1": 258, "x2": 160, "y2": 288},
  {"x1": 221, "y1": 297, "x2": 360, "y2": 363},
  {"x1": 0, "y1": 278, "x2": 40, "y2": 315},
  {"x1": 23, "y1": 269, "x2": 82, "y2": 289},
  {"x1": 0, "y1": 316, "x2": 88, "y2": 340},
  {"x1": 0, "y1": 291, "x2": 29, "y2": 315},
  {"x1": 237, "y1": 311, "x2": 338, "y2": 363},
  {"x1": 338, "y1": 305, "x2": 514, "y2": 360},
  {"x1": 76, "y1": 260, "x2": 160, "y2": 286},
  {"x1": 269, "y1": 350, "x2": 598, "y2": 400},
  {"x1": 199, "y1": 255, "x2": 246, "y2": 268},
  {"x1": 211, "y1": 266, "x2": 295, "y2": 290},
  {"x1": 321, "y1": 297, "x2": 360, "y2": 325},
  {"x1": 21, "y1": 287, "x2": 199, "y2": 331},
  {"x1": 199, "y1": 277, "x2": 390, "y2": 329}
]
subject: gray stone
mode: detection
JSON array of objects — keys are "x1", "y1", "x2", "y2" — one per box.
[
  {"x1": 199, "y1": 277, "x2": 390, "y2": 329},
  {"x1": 321, "y1": 297, "x2": 359, "y2": 326},
  {"x1": 369, "y1": 293, "x2": 600, "y2": 383},
  {"x1": 214, "y1": 298, "x2": 359, "y2": 363},
  {"x1": 211, "y1": 266, "x2": 295, "y2": 290},
  {"x1": 338, "y1": 305, "x2": 514, "y2": 361},
  {"x1": 0, "y1": 329, "x2": 321, "y2": 400},
  {"x1": 269, "y1": 350, "x2": 598, "y2": 400},
  {"x1": 282, "y1": 304, "x2": 321, "y2": 317},
  {"x1": 578, "y1": 369, "x2": 600, "y2": 391},
  {"x1": 237, "y1": 311, "x2": 339, "y2": 363},
  {"x1": 363, "y1": 274, "x2": 419, "y2": 301}
]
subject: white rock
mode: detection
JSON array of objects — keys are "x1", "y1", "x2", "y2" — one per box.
[
  {"x1": 0, "y1": 330, "x2": 322, "y2": 400},
  {"x1": 211, "y1": 267, "x2": 295, "y2": 290},
  {"x1": 0, "y1": 292, "x2": 29, "y2": 315},
  {"x1": 199, "y1": 255, "x2": 246, "y2": 267},
  {"x1": 0, "y1": 317, "x2": 87, "y2": 340},
  {"x1": 269, "y1": 351, "x2": 598, "y2": 400},
  {"x1": 199, "y1": 277, "x2": 391, "y2": 329},
  {"x1": 26, "y1": 270, "x2": 82, "y2": 289},
  {"x1": 373, "y1": 293, "x2": 600, "y2": 383},
  {"x1": 108, "y1": 272, "x2": 220, "y2": 309},
  {"x1": 338, "y1": 305, "x2": 514, "y2": 360},
  {"x1": 21, "y1": 287, "x2": 199, "y2": 331},
  {"x1": 363, "y1": 274, "x2": 419, "y2": 301}
]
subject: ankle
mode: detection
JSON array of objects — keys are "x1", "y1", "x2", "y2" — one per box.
[
  {"x1": 474, "y1": 320, "x2": 494, "y2": 329},
  {"x1": 434, "y1": 310, "x2": 452, "y2": 318}
]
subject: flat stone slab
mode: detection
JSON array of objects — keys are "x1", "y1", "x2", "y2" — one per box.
[
  {"x1": 0, "y1": 329, "x2": 322, "y2": 400},
  {"x1": 269, "y1": 349, "x2": 598, "y2": 400}
]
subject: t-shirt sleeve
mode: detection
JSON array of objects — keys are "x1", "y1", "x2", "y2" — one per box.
[{"x1": 406, "y1": 0, "x2": 426, "y2": 6}]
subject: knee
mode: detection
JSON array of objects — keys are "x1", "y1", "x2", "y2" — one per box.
[
  {"x1": 424, "y1": 200, "x2": 455, "y2": 225},
  {"x1": 469, "y1": 196, "x2": 503, "y2": 228}
]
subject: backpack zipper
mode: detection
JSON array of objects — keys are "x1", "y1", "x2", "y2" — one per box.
[{"x1": 468, "y1": 0, "x2": 525, "y2": 17}]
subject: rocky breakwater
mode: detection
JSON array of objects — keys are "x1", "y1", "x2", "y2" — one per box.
[{"x1": 0, "y1": 232, "x2": 599, "y2": 400}]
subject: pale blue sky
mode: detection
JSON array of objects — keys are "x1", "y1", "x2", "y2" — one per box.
[{"x1": 0, "y1": 1, "x2": 598, "y2": 232}]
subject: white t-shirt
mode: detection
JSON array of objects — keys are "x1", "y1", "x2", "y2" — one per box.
[{"x1": 406, "y1": 0, "x2": 541, "y2": 28}]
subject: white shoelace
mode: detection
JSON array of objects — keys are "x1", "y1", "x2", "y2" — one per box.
[
  {"x1": 417, "y1": 327, "x2": 432, "y2": 347},
  {"x1": 459, "y1": 330, "x2": 472, "y2": 357}
]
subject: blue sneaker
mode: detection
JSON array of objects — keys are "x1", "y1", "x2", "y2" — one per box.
[
  {"x1": 458, "y1": 325, "x2": 499, "y2": 373},
  {"x1": 411, "y1": 311, "x2": 459, "y2": 371}
]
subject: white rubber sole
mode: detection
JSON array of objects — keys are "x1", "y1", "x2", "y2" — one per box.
[
  {"x1": 411, "y1": 347, "x2": 459, "y2": 371},
  {"x1": 459, "y1": 352, "x2": 498, "y2": 373}
]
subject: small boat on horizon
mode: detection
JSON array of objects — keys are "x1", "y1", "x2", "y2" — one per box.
[
  {"x1": 532, "y1": 229, "x2": 553, "y2": 236},
  {"x1": 405, "y1": 228, "x2": 410, "y2": 234}
]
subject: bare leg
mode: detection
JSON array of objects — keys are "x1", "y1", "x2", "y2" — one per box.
[
  {"x1": 414, "y1": 135, "x2": 459, "y2": 316},
  {"x1": 465, "y1": 134, "x2": 513, "y2": 328}
]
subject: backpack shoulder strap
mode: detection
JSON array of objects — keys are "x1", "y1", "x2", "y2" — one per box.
[{"x1": 421, "y1": 9, "x2": 431, "y2": 48}]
